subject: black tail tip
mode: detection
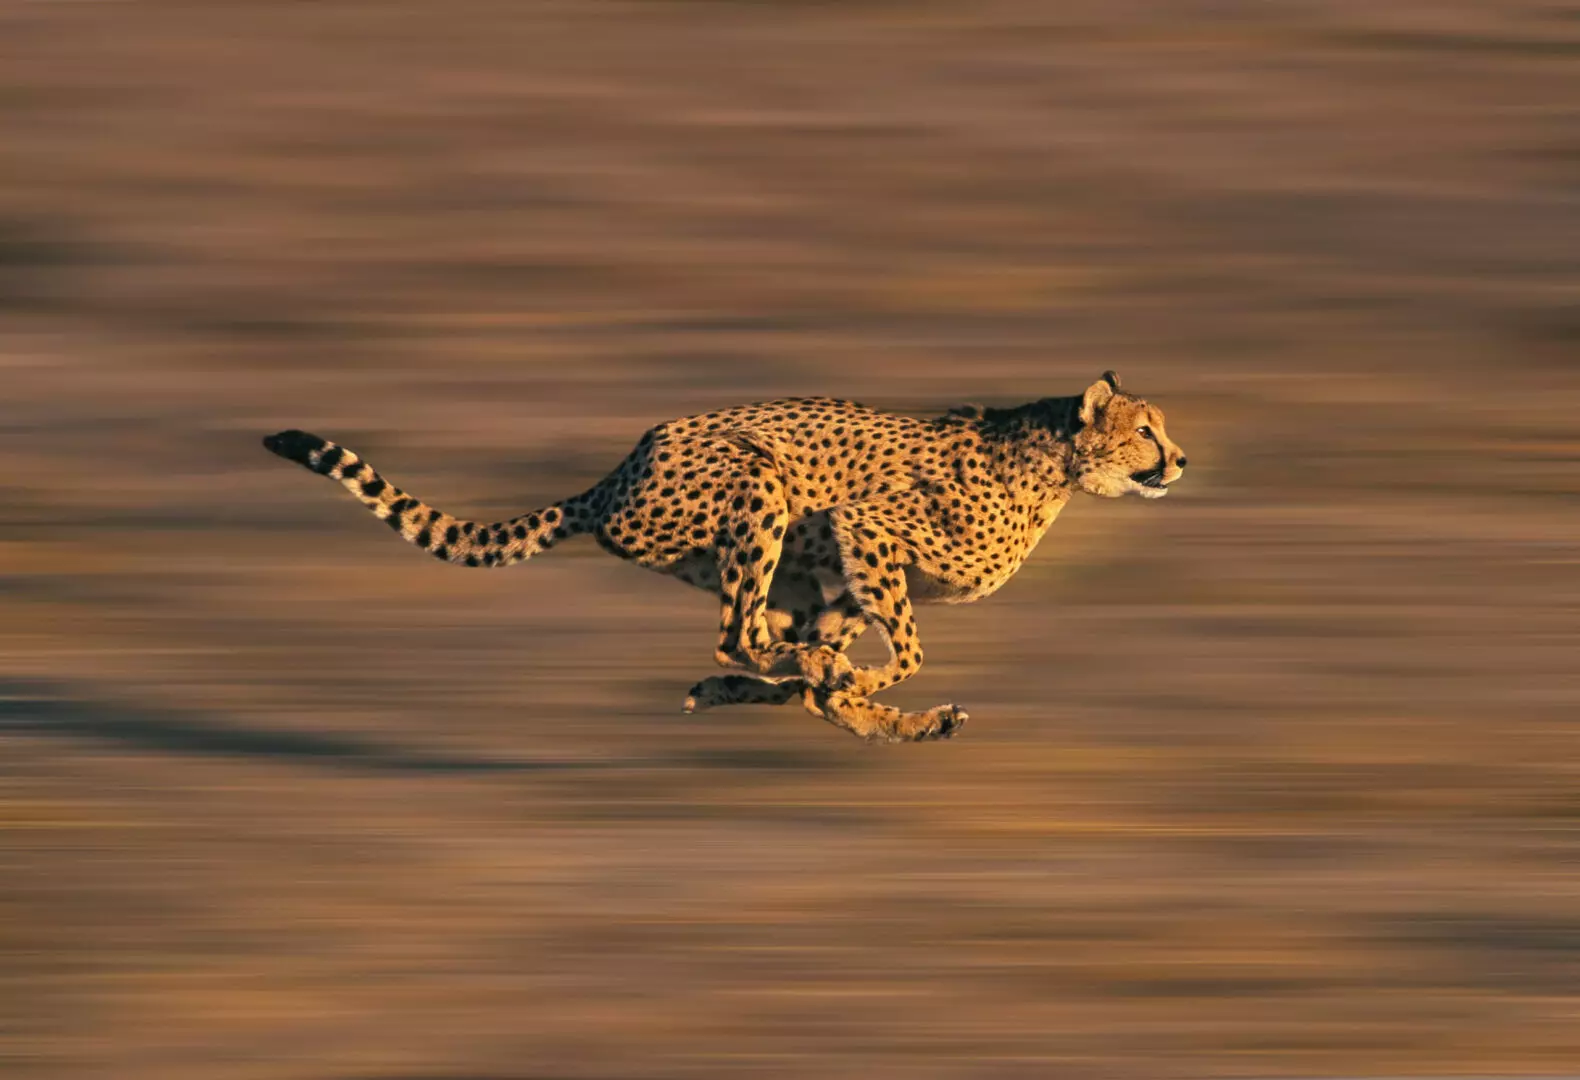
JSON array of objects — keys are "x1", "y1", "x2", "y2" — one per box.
[{"x1": 263, "y1": 429, "x2": 327, "y2": 466}]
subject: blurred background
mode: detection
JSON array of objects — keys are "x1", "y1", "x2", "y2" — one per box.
[{"x1": 1, "y1": 2, "x2": 1577, "y2": 1077}]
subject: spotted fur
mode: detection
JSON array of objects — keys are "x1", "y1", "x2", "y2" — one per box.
[{"x1": 264, "y1": 372, "x2": 1186, "y2": 742}]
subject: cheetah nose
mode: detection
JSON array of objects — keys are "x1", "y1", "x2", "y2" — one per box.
[{"x1": 1176, "y1": 456, "x2": 1188, "y2": 469}]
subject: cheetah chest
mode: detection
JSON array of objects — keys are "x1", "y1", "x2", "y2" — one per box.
[{"x1": 907, "y1": 498, "x2": 1065, "y2": 605}]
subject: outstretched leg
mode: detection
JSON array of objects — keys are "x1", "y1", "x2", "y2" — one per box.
[
  {"x1": 683, "y1": 674, "x2": 804, "y2": 712},
  {"x1": 801, "y1": 687, "x2": 968, "y2": 743}
]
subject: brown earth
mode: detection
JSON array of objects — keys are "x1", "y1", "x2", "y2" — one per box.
[{"x1": 2, "y1": 2, "x2": 1578, "y2": 1077}]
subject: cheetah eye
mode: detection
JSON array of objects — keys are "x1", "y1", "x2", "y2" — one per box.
[{"x1": 1137, "y1": 425, "x2": 1154, "y2": 440}]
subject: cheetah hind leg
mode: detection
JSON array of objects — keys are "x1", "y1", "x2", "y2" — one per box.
[{"x1": 682, "y1": 673, "x2": 805, "y2": 714}]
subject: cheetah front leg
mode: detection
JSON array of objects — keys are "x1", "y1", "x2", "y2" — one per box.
[
  {"x1": 801, "y1": 687, "x2": 968, "y2": 743},
  {"x1": 792, "y1": 503, "x2": 968, "y2": 742}
]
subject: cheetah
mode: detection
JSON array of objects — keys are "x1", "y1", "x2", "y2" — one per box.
[{"x1": 264, "y1": 371, "x2": 1186, "y2": 742}]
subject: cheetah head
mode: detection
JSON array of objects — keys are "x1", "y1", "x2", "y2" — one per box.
[{"x1": 1069, "y1": 371, "x2": 1187, "y2": 499}]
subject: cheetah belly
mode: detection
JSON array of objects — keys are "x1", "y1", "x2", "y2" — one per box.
[{"x1": 905, "y1": 564, "x2": 994, "y2": 605}]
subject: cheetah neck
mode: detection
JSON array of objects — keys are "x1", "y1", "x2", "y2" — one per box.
[
  {"x1": 972, "y1": 395, "x2": 1081, "y2": 500},
  {"x1": 974, "y1": 394, "x2": 1081, "y2": 436}
]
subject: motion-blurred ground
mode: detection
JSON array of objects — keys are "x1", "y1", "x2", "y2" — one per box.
[{"x1": 2, "y1": 2, "x2": 1578, "y2": 1077}]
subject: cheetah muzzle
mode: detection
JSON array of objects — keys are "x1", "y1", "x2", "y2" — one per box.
[{"x1": 264, "y1": 370, "x2": 1185, "y2": 742}]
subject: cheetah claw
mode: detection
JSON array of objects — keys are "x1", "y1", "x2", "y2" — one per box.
[{"x1": 921, "y1": 705, "x2": 969, "y2": 740}]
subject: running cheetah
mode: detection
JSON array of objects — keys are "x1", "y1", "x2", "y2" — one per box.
[{"x1": 264, "y1": 371, "x2": 1186, "y2": 742}]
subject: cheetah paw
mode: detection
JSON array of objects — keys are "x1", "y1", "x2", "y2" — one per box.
[{"x1": 911, "y1": 704, "x2": 969, "y2": 741}]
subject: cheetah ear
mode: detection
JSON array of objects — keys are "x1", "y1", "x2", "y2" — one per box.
[
  {"x1": 1080, "y1": 375, "x2": 1116, "y2": 425},
  {"x1": 1101, "y1": 370, "x2": 1121, "y2": 391}
]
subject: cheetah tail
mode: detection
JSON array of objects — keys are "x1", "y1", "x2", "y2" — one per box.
[{"x1": 262, "y1": 430, "x2": 593, "y2": 568}]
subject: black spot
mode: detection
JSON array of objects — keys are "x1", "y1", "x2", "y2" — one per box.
[
  {"x1": 445, "y1": 525, "x2": 460, "y2": 545},
  {"x1": 527, "y1": 514, "x2": 540, "y2": 529},
  {"x1": 360, "y1": 477, "x2": 386, "y2": 498},
  {"x1": 465, "y1": 555, "x2": 481, "y2": 567},
  {"x1": 316, "y1": 445, "x2": 345, "y2": 474},
  {"x1": 433, "y1": 545, "x2": 450, "y2": 561},
  {"x1": 513, "y1": 524, "x2": 527, "y2": 539},
  {"x1": 415, "y1": 528, "x2": 432, "y2": 548}
]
